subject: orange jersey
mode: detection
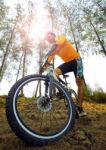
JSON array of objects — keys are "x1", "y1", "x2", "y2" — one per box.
[{"x1": 48, "y1": 34, "x2": 80, "y2": 63}]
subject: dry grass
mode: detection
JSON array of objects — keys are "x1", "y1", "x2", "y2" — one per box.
[{"x1": 0, "y1": 97, "x2": 106, "y2": 150}]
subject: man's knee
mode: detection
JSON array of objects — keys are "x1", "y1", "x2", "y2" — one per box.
[{"x1": 54, "y1": 68, "x2": 62, "y2": 77}]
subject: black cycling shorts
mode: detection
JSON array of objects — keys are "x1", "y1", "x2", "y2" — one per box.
[{"x1": 58, "y1": 58, "x2": 84, "y2": 78}]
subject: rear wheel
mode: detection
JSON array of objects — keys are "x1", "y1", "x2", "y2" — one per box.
[
  {"x1": 69, "y1": 89, "x2": 78, "y2": 105},
  {"x1": 68, "y1": 89, "x2": 79, "y2": 118},
  {"x1": 6, "y1": 75, "x2": 75, "y2": 145}
]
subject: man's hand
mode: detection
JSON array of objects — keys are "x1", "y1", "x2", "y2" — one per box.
[
  {"x1": 39, "y1": 66, "x2": 45, "y2": 74},
  {"x1": 39, "y1": 63, "x2": 48, "y2": 74}
]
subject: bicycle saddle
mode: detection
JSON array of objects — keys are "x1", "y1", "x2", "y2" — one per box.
[{"x1": 63, "y1": 74, "x2": 69, "y2": 78}]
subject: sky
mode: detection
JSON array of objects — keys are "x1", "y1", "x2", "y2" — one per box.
[
  {"x1": 54, "y1": 54, "x2": 106, "y2": 92},
  {"x1": 1, "y1": 0, "x2": 106, "y2": 94}
]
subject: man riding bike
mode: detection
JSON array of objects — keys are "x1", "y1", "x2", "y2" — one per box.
[{"x1": 42, "y1": 32, "x2": 87, "y2": 117}]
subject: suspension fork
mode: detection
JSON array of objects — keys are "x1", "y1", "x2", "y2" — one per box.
[
  {"x1": 44, "y1": 75, "x2": 53, "y2": 98},
  {"x1": 64, "y1": 77, "x2": 68, "y2": 89}
]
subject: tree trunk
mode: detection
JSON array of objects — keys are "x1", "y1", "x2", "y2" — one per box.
[
  {"x1": 49, "y1": 5, "x2": 55, "y2": 69},
  {"x1": 15, "y1": 53, "x2": 23, "y2": 82},
  {"x1": 21, "y1": 50, "x2": 26, "y2": 96},
  {"x1": 35, "y1": 81, "x2": 40, "y2": 97},
  {"x1": 0, "y1": 17, "x2": 18, "y2": 80},
  {"x1": 22, "y1": 50, "x2": 26, "y2": 78},
  {"x1": 90, "y1": 20, "x2": 106, "y2": 56},
  {"x1": 67, "y1": 15, "x2": 79, "y2": 52}
]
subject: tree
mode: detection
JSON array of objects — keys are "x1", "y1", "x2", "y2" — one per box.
[
  {"x1": 83, "y1": 4, "x2": 106, "y2": 56},
  {"x1": 0, "y1": 16, "x2": 19, "y2": 81},
  {"x1": 0, "y1": 0, "x2": 10, "y2": 80}
]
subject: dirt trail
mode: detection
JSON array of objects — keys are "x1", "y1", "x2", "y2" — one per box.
[{"x1": 0, "y1": 97, "x2": 106, "y2": 150}]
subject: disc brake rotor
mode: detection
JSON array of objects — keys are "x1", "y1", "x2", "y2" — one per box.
[{"x1": 37, "y1": 96, "x2": 52, "y2": 112}]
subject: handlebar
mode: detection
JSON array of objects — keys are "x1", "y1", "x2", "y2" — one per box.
[{"x1": 39, "y1": 49, "x2": 55, "y2": 74}]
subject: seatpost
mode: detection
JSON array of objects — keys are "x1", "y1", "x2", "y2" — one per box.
[{"x1": 64, "y1": 76, "x2": 68, "y2": 89}]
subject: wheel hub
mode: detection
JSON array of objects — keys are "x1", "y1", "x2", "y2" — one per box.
[{"x1": 37, "y1": 96, "x2": 52, "y2": 112}]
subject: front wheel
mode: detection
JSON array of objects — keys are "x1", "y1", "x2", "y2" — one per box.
[{"x1": 6, "y1": 74, "x2": 76, "y2": 145}]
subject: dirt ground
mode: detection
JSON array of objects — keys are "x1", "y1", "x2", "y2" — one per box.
[{"x1": 0, "y1": 97, "x2": 106, "y2": 150}]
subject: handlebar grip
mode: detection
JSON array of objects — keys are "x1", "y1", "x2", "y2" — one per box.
[{"x1": 39, "y1": 67, "x2": 44, "y2": 74}]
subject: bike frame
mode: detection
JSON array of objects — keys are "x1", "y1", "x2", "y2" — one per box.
[{"x1": 42, "y1": 63, "x2": 70, "y2": 99}]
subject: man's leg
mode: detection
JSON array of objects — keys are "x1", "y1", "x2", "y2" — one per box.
[
  {"x1": 54, "y1": 66, "x2": 85, "y2": 107},
  {"x1": 75, "y1": 58, "x2": 87, "y2": 116},
  {"x1": 53, "y1": 68, "x2": 62, "y2": 77},
  {"x1": 76, "y1": 77, "x2": 87, "y2": 116},
  {"x1": 76, "y1": 77, "x2": 85, "y2": 107}
]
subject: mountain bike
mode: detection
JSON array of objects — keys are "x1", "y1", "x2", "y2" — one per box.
[{"x1": 6, "y1": 55, "x2": 78, "y2": 146}]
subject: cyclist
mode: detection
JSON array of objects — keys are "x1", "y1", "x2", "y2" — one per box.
[{"x1": 42, "y1": 32, "x2": 87, "y2": 117}]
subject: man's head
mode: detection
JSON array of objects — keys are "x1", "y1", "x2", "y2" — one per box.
[{"x1": 45, "y1": 32, "x2": 56, "y2": 43}]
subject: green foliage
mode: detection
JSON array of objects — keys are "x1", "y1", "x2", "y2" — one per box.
[
  {"x1": 84, "y1": 85, "x2": 106, "y2": 103},
  {"x1": 90, "y1": 90, "x2": 106, "y2": 103},
  {"x1": 84, "y1": 84, "x2": 93, "y2": 98}
]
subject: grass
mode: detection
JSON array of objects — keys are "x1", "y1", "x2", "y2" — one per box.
[{"x1": 84, "y1": 85, "x2": 106, "y2": 103}]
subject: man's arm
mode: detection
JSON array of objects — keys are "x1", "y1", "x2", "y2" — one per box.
[
  {"x1": 46, "y1": 44, "x2": 58, "y2": 56},
  {"x1": 47, "y1": 44, "x2": 61, "y2": 63},
  {"x1": 41, "y1": 44, "x2": 61, "y2": 72}
]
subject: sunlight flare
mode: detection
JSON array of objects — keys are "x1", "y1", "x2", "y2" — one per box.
[{"x1": 29, "y1": 10, "x2": 51, "y2": 43}]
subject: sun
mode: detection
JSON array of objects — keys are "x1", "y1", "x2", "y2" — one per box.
[{"x1": 29, "y1": 9, "x2": 51, "y2": 43}]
